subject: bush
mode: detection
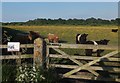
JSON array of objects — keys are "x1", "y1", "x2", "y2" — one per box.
[
  {"x1": 2, "y1": 65, "x2": 16, "y2": 81},
  {"x1": 16, "y1": 64, "x2": 60, "y2": 83}
]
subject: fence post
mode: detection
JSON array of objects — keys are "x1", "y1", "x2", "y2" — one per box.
[
  {"x1": 16, "y1": 52, "x2": 21, "y2": 66},
  {"x1": 33, "y1": 38, "x2": 44, "y2": 68},
  {"x1": 46, "y1": 45, "x2": 49, "y2": 69}
]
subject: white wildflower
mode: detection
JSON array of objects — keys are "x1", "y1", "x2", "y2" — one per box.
[
  {"x1": 40, "y1": 75, "x2": 45, "y2": 80},
  {"x1": 19, "y1": 66, "x2": 22, "y2": 70},
  {"x1": 33, "y1": 67, "x2": 36, "y2": 71},
  {"x1": 18, "y1": 78, "x2": 21, "y2": 81},
  {"x1": 16, "y1": 65, "x2": 42, "y2": 82},
  {"x1": 25, "y1": 72, "x2": 28, "y2": 76},
  {"x1": 33, "y1": 75, "x2": 36, "y2": 78},
  {"x1": 21, "y1": 74, "x2": 25, "y2": 78},
  {"x1": 31, "y1": 78, "x2": 33, "y2": 81},
  {"x1": 30, "y1": 73, "x2": 34, "y2": 77},
  {"x1": 35, "y1": 79, "x2": 38, "y2": 82},
  {"x1": 24, "y1": 67, "x2": 26, "y2": 70}
]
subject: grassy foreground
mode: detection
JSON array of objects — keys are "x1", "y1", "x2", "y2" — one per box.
[{"x1": 4, "y1": 25, "x2": 118, "y2": 45}]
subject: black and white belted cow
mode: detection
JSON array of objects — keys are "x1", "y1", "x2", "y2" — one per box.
[{"x1": 76, "y1": 33, "x2": 109, "y2": 56}]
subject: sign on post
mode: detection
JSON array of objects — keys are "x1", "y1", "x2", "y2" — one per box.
[{"x1": 7, "y1": 42, "x2": 20, "y2": 52}]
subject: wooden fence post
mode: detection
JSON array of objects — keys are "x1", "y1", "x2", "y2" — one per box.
[
  {"x1": 16, "y1": 52, "x2": 21, "y2": 66},
  {"x1": 46, "y1": 45, "x2": 49, "y2": 69},
  {"x1": 33, "y1": 38, "x2": 44, "y2": 68}
]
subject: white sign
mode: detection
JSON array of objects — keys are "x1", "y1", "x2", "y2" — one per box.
[{"x1": 7, "y1": 42, "x2": 20, "y2": 52}]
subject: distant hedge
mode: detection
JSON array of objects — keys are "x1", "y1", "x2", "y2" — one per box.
[{"x1": 2, "y1": 17, "x2": 120, "y2": 26}]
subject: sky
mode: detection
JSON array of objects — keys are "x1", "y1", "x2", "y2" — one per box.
[
  {"x1": 1, "y1": 2, "x2": 118, "y2": 22},
  {"x1": 1, "y1": 0, "x2": 120, "y2": 2}
]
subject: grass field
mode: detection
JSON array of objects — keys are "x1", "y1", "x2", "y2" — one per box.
[
  {"x1": 2, "y1": 25, "x2": 119, "y2": 81},
  {"x1": 4, "y1": 25, "x2": 118, "y2": 46},
  {"x1": 8, "y1": 25, "x2": 118, "y2": 70}
]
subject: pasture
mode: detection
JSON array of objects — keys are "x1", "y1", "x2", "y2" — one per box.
[
  {"x1": 4, "y1": 25, "x2": 118, "y2": 45},
  {"x1": 1, "y1": 25, "x2": 119, "y2": 82},
  {"x1": 3, "y1": 25, "x2": 118, "y2": 56}
]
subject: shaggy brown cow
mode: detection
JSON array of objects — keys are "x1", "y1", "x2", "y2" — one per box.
[{"x1": 47, "y1": 33, "x2": 59, "y2": 43}]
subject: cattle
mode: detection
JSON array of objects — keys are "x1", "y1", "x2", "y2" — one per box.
[
  {"x1": 12, "y1": 33, "x2": 32, "y2": 44},
  {"x1": 76, "y1": 33, "x2": 88, "y2": 44},
  {"x1": 85, "y1": 39, "x2": 109, "y2": 56},
  {"x1": 112, "y1": 29, "x2": 118, "y2": 32},
  {"x1": 76, "y1": 33, "x2": 109, "y2": 56},
  {"x1": 47, "y1": 33, "x2": 59, "y2": 43},
  {"x1": 2, "y1": 30, "x2": 12, "y2": 44}
]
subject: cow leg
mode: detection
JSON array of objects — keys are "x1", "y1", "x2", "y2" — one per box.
[
  {"x1": 97, "y1": 50, "x2": 101, "y2": 57},
  {"x1": 53, "y1": 39, "x2": 58, "y2": 43},
  {"x1": 97, "y1": 50, "x2": 104, "y2": 57},
  {"x1": 85, "y1": 49, "x2": 92, "y2": 56},
  {"x1": 49, "y1": 39, "x2": 52, "y2": 43}
]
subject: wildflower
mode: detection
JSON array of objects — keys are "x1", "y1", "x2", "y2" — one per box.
[
  {"x1": 16, "y1": 65, "x2": 43, "y2": 82},
  {"x1": 40, "y1": 75, "x2": 45, "y2": 80},
  {"x1": 20, "y1": 74, "x2": 25, "y2": 78},
  {"x1": 25, "y1": 72, "x2": 28, "y2": 76},
  {"x1": 19, "y1": 66, "x2": 22, "y2": 70},
  {"x1": 33, "y1": 66, "x2": 36, "y2": 72}
]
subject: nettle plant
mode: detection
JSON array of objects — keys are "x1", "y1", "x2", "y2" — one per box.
[{"x1": 16, "y1": 64, "x2": 45, "y2": 82}]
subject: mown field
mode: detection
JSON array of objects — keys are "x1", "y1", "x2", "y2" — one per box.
[{"x1": 4, "y1": 25, "x2": 118, "y2": 45}]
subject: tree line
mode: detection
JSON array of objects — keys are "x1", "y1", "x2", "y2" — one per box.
[{"x1": 2, "y1": 17, "x2": 120, "y2": 26}]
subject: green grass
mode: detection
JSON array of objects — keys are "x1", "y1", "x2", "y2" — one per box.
[
  {"x1": 4, "y1": 25, "x2": 118, "y2": 45},
  {"x1": 3, "y1": 25, "x2": 118, "y2": 57},
  {"x1": 2, "y1": 25, "x2": 119, "y2": 81}
]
